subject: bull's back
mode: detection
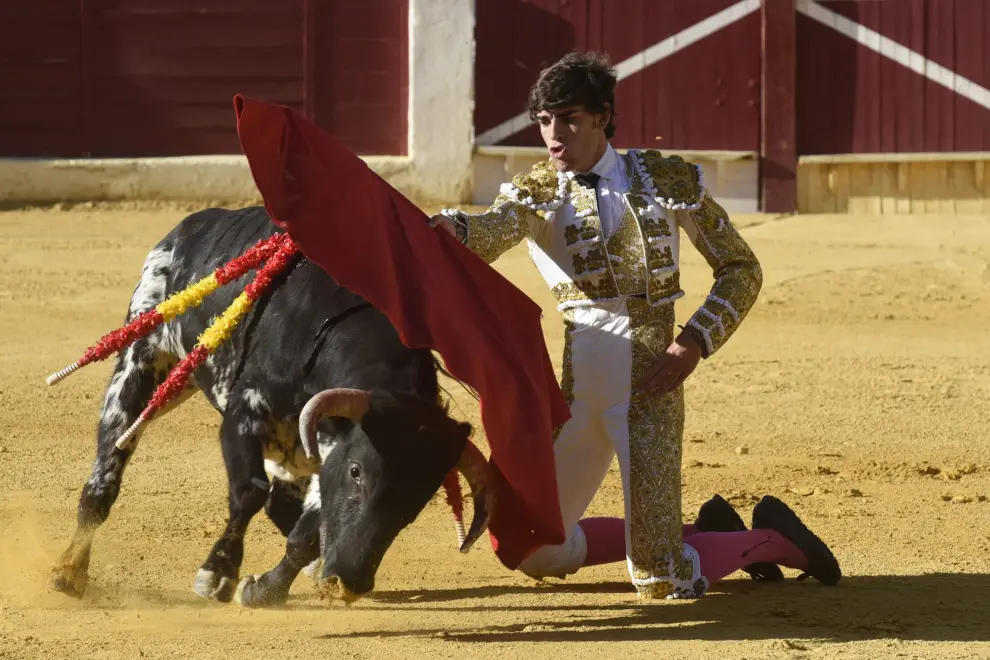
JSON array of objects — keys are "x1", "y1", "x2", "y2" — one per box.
[
  {"x1": 140, "y1": 205, "x2": 426, "y2": 415},
  {"x1": 165, "y1": 206, "x2": 280, "y2": 290}
]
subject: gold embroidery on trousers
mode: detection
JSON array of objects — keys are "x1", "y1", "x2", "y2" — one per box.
[{"x1": 625, "y1": 299, "x2": 700, "y2": 599}]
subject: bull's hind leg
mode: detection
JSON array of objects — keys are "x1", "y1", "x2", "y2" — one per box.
[
  {"x1": 51, "y1": 243, "x2": 192, "y2": 598},
  {"x1": 235, "y1": 503, "x2": 321, "y2": 608},
  {"x1": 193, "y1": 389, "x2": 273, "y2": 602},
  {"x1": 50, "y1": 339, "x2": 191, "y2": 597}
]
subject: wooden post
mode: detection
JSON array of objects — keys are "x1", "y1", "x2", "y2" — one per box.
[{"x1": 761, "y1": 0, "x2": 797, "y2": 213}]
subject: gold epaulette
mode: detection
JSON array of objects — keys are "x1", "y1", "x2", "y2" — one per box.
[
  {"x1": 498, "y1": 159, "x2": 569, "y2": 213},
  {"x1": 627, "y1": 149, "x2": 706, "y2": 211}
]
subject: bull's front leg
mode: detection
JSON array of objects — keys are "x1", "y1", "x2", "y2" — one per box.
[
  {"x1": 235, "y1": 502, "x2": 321, "y2": 608},
  {"x1": 193, "y1": 397, "x2": 271, "y2": 602}
]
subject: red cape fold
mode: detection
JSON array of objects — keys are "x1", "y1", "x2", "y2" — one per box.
[{"x1": 232, "y1": 95, "x2": 570, "y2": 568}]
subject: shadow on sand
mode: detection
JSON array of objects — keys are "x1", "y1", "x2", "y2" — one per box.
[{"x1": 317, "y1": 573, "x2": 988, "y2": 644}]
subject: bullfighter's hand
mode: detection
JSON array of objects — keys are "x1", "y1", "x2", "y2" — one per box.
[
  {"x1": 634, "y1": 332, "x2": 703, "y2": 398},
  {"x1": 429, "y1": 213, "x2": 457, "y2": 236}
]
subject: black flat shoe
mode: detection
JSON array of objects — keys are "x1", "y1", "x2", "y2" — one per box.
[
  {"x1": 752, "y1": 495, "x2": 842, "y2": 586},
  {"x1": 694, "y1": 494, "x2": 785, "y2": 582}
]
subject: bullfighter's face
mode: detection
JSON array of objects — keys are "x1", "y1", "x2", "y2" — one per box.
[{"x1": 537, "y1": 104, "x2": 610, "y2": 174}]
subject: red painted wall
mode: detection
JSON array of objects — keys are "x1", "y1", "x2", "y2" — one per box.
[
  {"x1": 0, "y1": 0, "x2": 408, "y2": 158},
  {"x1": 0, "y1": 0, "x2": 83, "y2": 157},
  {"x1": 474, "y1": 0, "x2": 761, "y2": 152},
  {"x1": 797, "y1": 0, "x2": 990, "y2": 155}
]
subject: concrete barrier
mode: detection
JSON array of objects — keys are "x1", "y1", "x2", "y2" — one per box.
[
  {"x1": 798, "y1": 152, "x2": 990, "y2": 215},
  {"x1": 0, "y1": 155, "x2": 418, "y2": 206}
]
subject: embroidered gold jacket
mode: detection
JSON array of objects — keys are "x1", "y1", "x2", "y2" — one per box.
[{"x1": 442, "y1": 149, "x2": 763, "y2": 358}]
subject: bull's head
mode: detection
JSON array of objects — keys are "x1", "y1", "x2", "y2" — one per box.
[{"x1": 298, "y1": 388, "x2": 494, "y2": 601}]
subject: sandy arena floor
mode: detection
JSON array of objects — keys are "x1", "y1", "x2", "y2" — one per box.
[{"x1": 1, "y1": 202, "x2": 989, "y2": 659}]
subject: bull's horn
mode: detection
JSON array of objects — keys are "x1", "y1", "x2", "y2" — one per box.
[
  {"x1": 456, "y1": 441, "x2": 496, "y2": 553},
  {"x1": 299, "y1": 388, "x2": 371, "y2": 461}
]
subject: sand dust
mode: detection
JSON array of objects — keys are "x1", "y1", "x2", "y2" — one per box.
[{"x1": 1, "y1": 204, "x2": 989, "y2": 659}]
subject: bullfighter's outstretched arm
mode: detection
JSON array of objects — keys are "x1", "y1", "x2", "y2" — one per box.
[
  {"x1": 440, "y1": 191, "x2": 543, "y2": 265},
  {"x1": 439, "y1": 162, "x2": 563, "y2": 265}
]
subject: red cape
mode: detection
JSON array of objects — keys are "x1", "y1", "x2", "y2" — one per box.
[{"x1": 232, "y1": 95, "x2": 570, "y2": 568}]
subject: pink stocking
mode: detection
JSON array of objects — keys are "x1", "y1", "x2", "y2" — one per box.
[
  {"x1": 688, "y1": 530, "x2": 809, "y2": 583},
  {"x1": 577, "y1": 517, "x2": 702, "y2": 567}
]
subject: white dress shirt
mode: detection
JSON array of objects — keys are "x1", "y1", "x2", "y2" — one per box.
[{"x1": 565, "y1": 142, "x2": 630, "y2": 239}]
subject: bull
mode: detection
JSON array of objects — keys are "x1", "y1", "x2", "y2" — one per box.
[{"x1": 50, "y1": 205, "x2": 495, "y2": 606}]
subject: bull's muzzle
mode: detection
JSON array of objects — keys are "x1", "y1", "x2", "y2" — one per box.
[
  {"x1": 299, "y1": 388, "x2": 496, "y2": 554},
  {"x1": 310, "y1": 562, "x2": 364, "y2": 605}
]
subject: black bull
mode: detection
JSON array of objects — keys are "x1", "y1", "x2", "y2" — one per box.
[{"x1": 50, "y1": 206, "x2": 496, "y2": 606}]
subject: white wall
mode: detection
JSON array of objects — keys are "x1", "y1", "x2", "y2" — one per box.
[{"x1": 404, "y1": 0, "x2": 476, "y2": 204}]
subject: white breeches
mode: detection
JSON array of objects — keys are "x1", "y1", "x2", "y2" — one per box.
[{"x1": 517, "y1": 297, "x2": 705, "y2": 599}]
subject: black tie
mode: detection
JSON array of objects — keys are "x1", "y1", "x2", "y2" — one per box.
[{"x1": 575, "y1": 172, "x2": 600, "y2": 190}]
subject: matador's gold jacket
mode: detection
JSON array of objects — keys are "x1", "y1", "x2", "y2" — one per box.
[{"x1": 442, "y1": 149, "x2": 763, "y2": 358}]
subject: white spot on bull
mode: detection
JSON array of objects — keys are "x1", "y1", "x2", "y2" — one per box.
[
  {"x1": 238, "y1": 419, "x2": 268, "y2": 437},
  {"x1": 300, "y1": 439, "x2": 337, "y2": 512},
  {"x1": 204, "y1": 353, "x2": 231, "y2": 410},
  {"x1": 264, "y1": 459, "x2": 297, "y2": 483},
  {"x1": 317, "y1": 439, "x2": 337, "y2": 463},
  {"x1": 99, "y1": 347, "x2": 136, "y2": 436},
  {"x1": 128, "y1": 246, "x2": 171, "y2": 318},
  {"x1": 193, "y1": 568, "x2": 235, "y2": 600},
  {"x1": 303, "y1": 473, "x2": 322, "y2": 512},
  {"x1": 242, "y1": 388, "x2": 268, "y2": 413}
]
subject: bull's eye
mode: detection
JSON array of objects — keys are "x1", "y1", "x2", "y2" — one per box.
[{"x1": 349, "y1": 464, "x2": 362, "y2": 483}]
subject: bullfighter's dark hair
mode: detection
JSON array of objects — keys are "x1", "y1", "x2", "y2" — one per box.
[{"x1": 527, "y1": 51, "x2": 618, "y2": 139}]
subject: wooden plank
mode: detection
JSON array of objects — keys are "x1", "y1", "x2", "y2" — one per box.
[
  {"x1": 879, "y1": 162, "x2": 898, "y2": 216},
  {"x1": 953, "y1": 161, "x2": 982, "y2": 214},
  {"x1": 472, "y1": 0, "x2": 579, "y2": 140},
  {"x1": 724, "y1": 11, "x2": 761, "y2": 152},
  {"x1": 953, "y1": 0, "x2": 986, "y2": 151},
  {"x1": 608, "y1": 0, "x2": 644, "y2": 146},
  {"x1": 925, "y1": 0, "x2": 955, "y2": 153},
  {"x1": 905, "y1": 1, "x2": 926, "y2": 153},
  {"x1": 895, "y1": 162, "x2": 911, "y2": 214},
  {"x1": 909, "y1": 162, "x2": 929, "y2": 214},
  {"x1": 85, "y1": 77, "x2": 303, "y2": 106},
  {"x1": 761, "y1": 0, "x2": 797, "y2": 212},
  {"x1": 855, "y1": 0, "x2": 882, "y2": 154},
  {"x1": 588, "y1": 0, "x2": 603, "y2": 52},
  {"x1": 803, "y1": 162, "x2": 829, "y2": 213},
  {"x1": 796, "y1": 160, "x2": 809, "y2": 212},
  {"x1": 303, "y1": 0, "x2": 316, "y2": 121},
  {"x1": 801, "y1": 151, "x2": 990, "y2": 164},
  {"x1": 836, "y1": 164, "x2": 851, "y2": 213},
  {"x1": 795, "y1": 11, "x2": 857, "y2": 156},
  {"x1": 312, "y1": 0, "x2": 407, "y2": 155},
  {"x1": 846, "y1": 163, "x2": 879, "y2": 215},
  {"x1": 939, "y1": 162, "x2": 956, "y2": 215}
]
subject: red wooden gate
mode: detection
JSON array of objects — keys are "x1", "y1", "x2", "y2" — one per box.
[
  {"x1": 0, "y1": 0, "x2": 407, "y2": 158},
  {"x1": 797, "y1": 0, "x2": 990, "y2": 155},
  {"x1": 474, "y1": 0, "x2": 762, "y2": 152}
]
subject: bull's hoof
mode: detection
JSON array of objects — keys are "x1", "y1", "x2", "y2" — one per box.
[
  {"x1": 50, "y1": 563, "x2": 88, "y2": 598},
  {"x1": 193, "y1": 568, "x2": 237, "y2": 603},
  {"x1": 234, "y1": 574, "x2": 289, "y2": 609}
]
